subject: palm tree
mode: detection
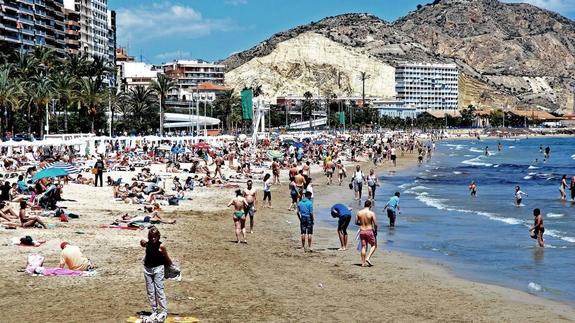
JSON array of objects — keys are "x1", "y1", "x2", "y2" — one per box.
[
  {"x1": 64, "y1": 53, "x2": 89, "y2": 77},
  {"x1": 13, "y1": 51, "x2": 38, "y2": 79},
  {"x1": 150, "y1": 74, "x2": 177, "y2": 136},
  {"x1": 76, "y1": 78, "x2": 104, "y2": 133},
  {"x1": 125, "y1": 86, "x2": 158, "y2": 133},
  {"x1": 0, "y1": 67, "x2": 21, "y2": 133},
  {"x1": 107, "y1": 89, "x2": 124, "y2": 136},
  {"x1": 214, "y1": 90, "x2": 242, "y2": 132},
  {"x1": 50, "y1": 72, "x2": 77, "y2": 133},
  {"x1": 358, "y1": 71, "x2": 371, "y2": 108},
  {"x1": 303, "y1": 91, "x2": 314, "y2": 128},
  {"x1": 27, "y1": 76, "x2": 53, "y2": 136},
  {"x1": 87, "y1": 56, "x2": 114, "y2": 87}
]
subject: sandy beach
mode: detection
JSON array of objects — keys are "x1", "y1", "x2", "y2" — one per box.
[{"x1": 0, "y1": 152, "x2": 573, "y2": 323}]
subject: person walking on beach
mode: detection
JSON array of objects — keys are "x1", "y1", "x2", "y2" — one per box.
[
  {"x1": 243, "y1": 180, "x2": 257, "y2": 233},
  {"x1": 272, "y1": 158, "x2": 281, "y2": 185},
  {"x1": 352, "y1": 165, "x2": 365, "y2": 201},
  {"x1": 331, "y1": 203, "x2": 352, "y2": 251},
  {"x1": 297, "y1": 191, "x2": 314, "y2": 252},
  {"x1": 390, "y1": 146, "x2": 397, "y2": 167},
  {"x1": 262, "y1": 173, "x2": 273, "y2": 208},
  {"x1": 228, "y1": 189, "x2": 248, "y2": 243},
  {"x1": 383, "y1": 192, "x2": 400, "y2": 228},
  {"x1": 530, "y1": 208, "x2": 545, "y2": 248},
  {"x1": 515, "y1": 185, "x2": 528, "y2": 207},
  {"x1": 93, "y1": 155, "x2": 105, "y2": 187},
  {"x1": 324, "y1": 159, "x2": 334, "y2": 185},
  {"x1": 559, "y1": 175, "x2": 567, "y2": 200},
  {"x1": 367, "y1": 169, "x2": 379, "y2": 201},
  {"x1": 356, "y1": 200, "x2": 377, "y2": 267},
  {"x1": 336, "y1": 160, "x2": 346, "y2": 185},
  {"x1": 469, "y1": 181, "x2": 477, "y2": 197},
  {"x1": 140, "y1": 226, "x2": 172, "y2": 322},
  {"x1": 288, "y1": 176, "x2": 298, "y2": 211}
]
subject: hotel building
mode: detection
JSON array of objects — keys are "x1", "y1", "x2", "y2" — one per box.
[
  {"x1": 395, "y1": 63, "x2": 459, "y2": 113},
  {"x1": 0, "y1": 0, "x2": 67, "y2": 56},
  {"x1": 162, "y1": 59, "x2": 226, "y2": 101}
]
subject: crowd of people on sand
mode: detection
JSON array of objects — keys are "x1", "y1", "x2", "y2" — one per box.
[{"x1": 1, "y1": 128, "x2": 568, "y2": 322}]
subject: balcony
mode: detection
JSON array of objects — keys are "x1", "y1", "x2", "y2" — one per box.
[
  {"x1": 1, "y1": 34, "x2": 21, "y2": 43},
  {"x1": 21, "y1": 28, "x2": 35, "y2": 35},
  {"x1": 66, "y1": 20, "x2": 80, "y2": 27},
  {"x1": 66, "y1": 39, "x2": 79, "y2": 46},
  {"x1": 34, "y1": 10, "x2": 47, "y2": 17},
  {"x1": 18, "y1": 16, "x2": 35, "y2": 25},
  {"x1": 65, "y1": 29, "x2": 79, "y2": 36},
  {"x1": 20, "y1": 0, "x2": 33, "y2": 4},
  {"x1": 19, "y1": 6, "x2": 34, "y2": 15},
  {"x1": 33, "y1": 0, "x2": 45, "y2": 6},
  {"x1": 35, "y1": 30, "x2": 46, "y2": 36}
]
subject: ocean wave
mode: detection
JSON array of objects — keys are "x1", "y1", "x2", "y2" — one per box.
[
  {"x1": 544, "y1": 229, "x2": 575, "y2": 243},
  {"x1": 415, "y1": 194, "x2": 448, "y2": 210},
  {"x1": 508, "y1": 146, "x2": 516, "y2": 149},
  {"x1": 469, "y1": 148, "x2": 484, "y2": 153},
  {"x1": 547, "y1": 213, "x2": 564, "y2": 218},
  {"x1": 528, "y1": 165, "x2": 539, "y2": 169},
  {"x1": 462, "y1": 156, "x2": 493, "y2": 167},
  {"x1": 493, "y1": 164, "x2": 500, "y2": 168},
  {"x1": 453, "y1": 171, "x2": 462, "y2": 175},
  {"x1": 524, "y1": 175, "x2": 533, "y2": 180}
]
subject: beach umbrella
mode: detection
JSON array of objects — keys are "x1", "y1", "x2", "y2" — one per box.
[
  {"x1": 293, "y1": 142, "x2": 305, "y2": 148},
  {"x1": 266, "y1": 150, "x2": 284, "y2": 160},
  {"x1": 283, "y1": 139, "x2": 295, "y2": 145},
  {"x1": 41, "y1": 162, "x2": 79, "y2": 174},
  {"x1": 313, "y1": 140, "x2": 326, "y2": 145},
  {"x1": 32, "y1": 167, "x2": 71, "y2": 182}
]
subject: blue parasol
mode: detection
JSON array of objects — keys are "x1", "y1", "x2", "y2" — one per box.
[{"x1": 32, "y1": 167, "x2": 71, "y2": 182}]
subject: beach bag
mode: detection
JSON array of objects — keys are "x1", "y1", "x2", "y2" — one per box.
[
  {"x1": 348, "y1": 182, "x2": 353, "y2": 190},
  {"x1": 91, "y1": 168, "x2": 98, "y2": 175},
  {"x1": 168, "y1": 197, "x2": 179, "y2": 206},
  {"x1": 20, "y1": 236, "x2": 34, "y2": 246},
  {"x1": 529, "y1": 228, "x2": 537, "y2": 239}
]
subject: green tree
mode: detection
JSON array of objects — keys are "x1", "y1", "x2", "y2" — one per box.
[
  {"x1": 125, "y1": 86, "x2": 158, "y2": 133},
  {"x1": 0, "y1": 66, "x2": 21, "y2": 134},
  {"x1": 460, "y1": 105, "x2": 477, "y2": 127},
  {"x1": 213, "y1": 90, "x2": 241, "y2": 132},
  {"x1": 302, "y1": 91, "x2": 314, "y2": 128},
  {"x1": 50, "y1": 72, "x2": 77, "y2": 133},
  {"x1": 150, "y1": 74, "x2": 177, "y2": 136},
  {"x1": 76, "y1": 78, "x2": 104, "y2": 133}
]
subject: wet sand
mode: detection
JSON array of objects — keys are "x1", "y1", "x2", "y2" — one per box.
[{"x1": 1, "y1": 155, "x2": 574, "y2": 322}]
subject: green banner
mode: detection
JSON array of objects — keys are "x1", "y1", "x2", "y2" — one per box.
[
  {"x1": 339, "y1": 111, "x2": 345, "y2": 125},
  {"x1": 241, "y1": 89, "x2": 253, "y2": 120}
]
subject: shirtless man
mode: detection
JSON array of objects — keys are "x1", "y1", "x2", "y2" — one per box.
[
  {"x1": 243, "y1": 180, "x2": 257, "y2": 234},
  {"x1": 356, "y1": 200, "x2": 377, "y2": 267},
  {"x1": 228, "y1": 189, "x2": 248, "y2": 243},
  {"x1": 324, "y1": 159, "x2": 334, "y2": 185},
  {"x1": 214, "y1": 155, "x2": 224, "y2": 179},
  {"x1": 271, "y1": 158, "x2": 281, "y2": 185},
  {"x1": 294, "y1": 170, "x2": 306, "y2": 199},
  {"x1": 336, "y1": 160, "x2": 346, "y2": 185},
  {"x1": 530, "y1": 208, "x2": 544, "y2": 247},
  {"x1": 288, "y1": 163, "x2": 298, "y2": 179},
  {"x1": 299, "y1": 160, "x2": 308, "y2": 176}
]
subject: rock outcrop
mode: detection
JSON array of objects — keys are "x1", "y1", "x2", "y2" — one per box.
[{"x1": 223, "y1": 0, "x2": 575, "y2": 112}]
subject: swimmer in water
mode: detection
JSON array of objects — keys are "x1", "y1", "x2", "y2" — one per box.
[
  {"x1": 560, "y1": 175, "x2": 567, "y2": 200},
  {"x1": 515, "y1": 185, "x2": 528, "y2": 207},
  {"x1": 497, "y1": 142, "x2": 502, "y2": 151},
  {"x1": 484, "y1": 146, "x2": 489, "y2": 156},
  {"x1": 544, "y1": 146, "x2": 550, "y2": 159},
  {"x1": 469, "y1": 181, "x2": 477, "y2": 197}
]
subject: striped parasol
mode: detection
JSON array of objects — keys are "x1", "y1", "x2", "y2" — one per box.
[{"x1": 41, "y1": 162, "x2": 80, "y2": 174}]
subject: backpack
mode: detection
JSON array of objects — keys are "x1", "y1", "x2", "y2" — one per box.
[{"x1": 168, "y1": 197, "x2": 179, "y2": 206}]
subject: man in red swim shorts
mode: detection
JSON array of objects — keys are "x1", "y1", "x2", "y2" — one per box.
[{"x1": 356, "y1": 200, "x2": 377, "y2": 267}]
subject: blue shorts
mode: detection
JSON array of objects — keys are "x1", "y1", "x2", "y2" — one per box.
[{"x1": 300, "y1": 217, "x2": 313, "y2": 235}]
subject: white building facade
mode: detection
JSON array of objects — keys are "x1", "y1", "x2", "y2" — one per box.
[
  {"x1": 395, "y1": 63, "x2": 459, "y2": 113},
  {"x1": 118, "y1": 61, "x2": 160, "y2": 90},
  {"x1": 64, "y1": 0, "x2": 110, "y2": 60}
]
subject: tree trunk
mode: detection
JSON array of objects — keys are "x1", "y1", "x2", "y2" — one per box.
[
  {"x1": 64, "y1": 102, "x2": 68, "y2": 132},
  {"x1": 27, "y1": 104, "x2": 32, "y2": 135}
]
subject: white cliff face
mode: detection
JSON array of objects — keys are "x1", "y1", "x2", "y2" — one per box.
[{"x1": 225, "y1": 32, "x2": 396, "y2": 102}]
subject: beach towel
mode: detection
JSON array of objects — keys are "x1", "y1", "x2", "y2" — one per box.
[
  {"x1": 126, "y1": 315, "x2": 199, "y2": 323},
  {"x1": 100, "y1": 224, "x2": 144, "y2": 231}
]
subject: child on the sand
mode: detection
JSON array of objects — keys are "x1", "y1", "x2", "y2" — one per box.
[{"x1": 140, "y1": 226, "x2": 172, "y2": 322}]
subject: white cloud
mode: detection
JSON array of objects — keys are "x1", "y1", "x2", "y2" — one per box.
[
  {"x1": 502, "y1": 0, "x2": 575, "y2": 15},
  {"x1": 225, "y1": 0, "x2": 248, "y2": 5},
  {"x1": 116, "y1": 2, "x2": 234, "y2": 43},
  {"x1": 156, "y1": 50, "x2": 191, "y2": 61}
]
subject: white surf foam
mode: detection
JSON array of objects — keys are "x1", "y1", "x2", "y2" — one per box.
[
  {"x1": 415, "y1": 194, "x2": 448, "y2": 210},
  {"x1": 453, "y1": 171, "x2": 462, "y2": 175},
  {"x1": 528, "y1": 165, "x2": 539, "y2": 169},
  {"x1": 462, "y1": 156, "x2": 493, "y2": 167},
  {"x1": 547, "y1": 213, "x2": 564, "y2": 218},
  {"x1": 469, "y1": 148, "x2": 484, "y2": 153},
  {"x1": 528, "y1": 282, "x2": 542, "y2": 292},
  {"x1": 523, "y1": 175, "x2": 533, "y2": 180}
]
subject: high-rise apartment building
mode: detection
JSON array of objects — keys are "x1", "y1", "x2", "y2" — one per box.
[
  {"x1": 63, "y1": 0, "x2": 110, "y2": 60},
  {"x1": 106, "y1": 9, "x2": 115, "y2": 64},
  {"x1": 395, "y1": 63, "x2": 459, "y2": 112},
  {"x1": 0, "y1": 0, "x2": 66, "y2": 56}
]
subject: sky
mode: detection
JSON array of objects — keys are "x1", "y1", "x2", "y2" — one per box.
[{"x1": 108, "y1": 0, "x2": 575, "y2": 64}]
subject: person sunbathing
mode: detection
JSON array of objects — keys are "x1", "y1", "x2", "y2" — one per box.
[
  {"x1": 74, "y1": 174, "x2": 94, "y2": 185},
  {"x1": 19, "y1": 201, "x2": 47, "y2": 228},
  {"x1": 117, "y1": 212, "x2": 176, "y2": 225}
]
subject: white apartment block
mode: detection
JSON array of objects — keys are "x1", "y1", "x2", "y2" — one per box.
[
  {"x1": 163, "y1": 59, "x2": 225, "y2": 92},
  {"x1": 395, "y1": 63, "x2": 459, "y2": 113},
  {"x1": 118, "y1": 61, "x2": 159, "y2": 91},
  {"x1": 64, "y1": 0, "x2": 110, "y2": 60}
]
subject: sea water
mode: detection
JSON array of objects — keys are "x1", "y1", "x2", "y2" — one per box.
[{"x1": 319, "y1": 137, "x2": 575, "y2": 304}]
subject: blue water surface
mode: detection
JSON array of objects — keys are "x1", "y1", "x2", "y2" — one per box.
[{"x1": 318, "y1": 137, "x2": 575, "y2": 304}]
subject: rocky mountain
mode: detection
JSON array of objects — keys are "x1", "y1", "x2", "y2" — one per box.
[{"x1": 223, "y1": 0, "x2": 575, "y2": 113}]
